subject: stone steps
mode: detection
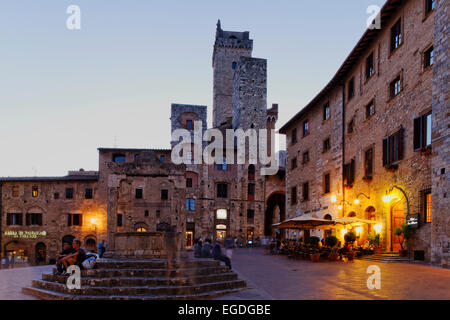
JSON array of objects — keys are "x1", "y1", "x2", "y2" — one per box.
[
  {"x1": 54, "y1": 266, "x2": 231, "y2": 278},
  {"x1": 358, "y1": 253, "x2": 410, "y2": 263},
  {"x1": 22, "y1": 286, "x2": 246, "y2": 301},
  {"x1": 42, "y1": 272, "x2": 238, "y2": 286},
  {"x1": 23, "y1": 258, "x2": 247, "y2": 300},
  {"x1": 30, "y1": 278, "x2": 246, "y2": 296},
  {"x1": 96, "y1": 259, "x2": 220, "y2": 269}
]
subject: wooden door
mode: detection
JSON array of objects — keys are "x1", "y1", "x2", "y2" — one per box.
[{"x1": 391, "y1": 201, "x2": 404, "y2": 251}]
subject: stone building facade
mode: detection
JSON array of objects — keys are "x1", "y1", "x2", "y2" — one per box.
[
  {"x1": 0, "y1": 21, "x2": 286, "y2": 265},
  {"x1": 280, "y1": 0, "x2": 448, "y2": 266}
]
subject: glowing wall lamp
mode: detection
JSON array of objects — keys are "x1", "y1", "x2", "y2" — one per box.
[
  {"x1": 90, "y1": 218, "x2": 97, "y2": 224},
  {"x1": 331, "y1": 195, "x2": 337, "y2": 203},
  {"x1": 374, "y1": 224, "x2": 382, "y2": 234},
  {"x1": 355, "y1": 227, "x2": 362, "y2": 236},
  {"x1": 341, "y1": 228, "x2": 348, "y2": 237},
  {"x1": 354, "y1": 199, "x2": 360, "y2": 205},
  {"x1": 382, "y1": 194, "x2": 391, "y2": 203},
  {"x1": 338, "y1": 205, "x2": 343, "y2": 211}
]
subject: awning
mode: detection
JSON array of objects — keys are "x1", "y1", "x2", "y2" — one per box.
[
  {"x1": 334, "y1": 217, "x2": 378, "y2": 226},
  {"x1": 273, "y1": 216, "x2": 336, "y2": 230}
]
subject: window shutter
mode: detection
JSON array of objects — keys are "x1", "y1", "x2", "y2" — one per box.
[
  {"x1": 79, "y1": 214, "x2": 83, "y2": 227},
  {"x1": 38, "y1": 214, "x2": 43, "y2": 226},
  {"x1": 397, "y1": 128, "x2": 404, "y2": 161},
  {"x1": 26, "y1": 213, "x2": 30, "y2": 226},
  {"x1": 68, "y1": 214, "x2": 72, "y2": 227},
  {"x1": 7, "y1": 213, "x2": 12, "y2": 226},
  {"x1": 414, "y1": 117, "x2": 423, "y2": 150},
  {"x1": 382, "y1": 138, "x2": 389, "y2": 166},
  {"x1": 18, "y1": 214, "x2": 23, "y2": 226}
]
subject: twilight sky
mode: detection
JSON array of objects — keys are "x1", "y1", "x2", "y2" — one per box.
[{"x1": 0, "y1": 0, "x2": 385, "y2": 177}]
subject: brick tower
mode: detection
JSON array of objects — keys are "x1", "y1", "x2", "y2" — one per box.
[{"x1": 212, "y1": 20, "x2": 253, "y2": 128}]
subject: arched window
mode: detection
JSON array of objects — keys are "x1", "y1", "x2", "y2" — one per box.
[
  {"x1": 348, "y1": 211, "x2": 357, "y2": 218},
  {"x1": 135, "y1": 222, "x2": 149, "y2": 232},
  {"x1": 323, "y1": 214, "x2": 332, "y2": 220},
  {"x1": 248, "y1": 165, "x2": 255, "y2": 181}
]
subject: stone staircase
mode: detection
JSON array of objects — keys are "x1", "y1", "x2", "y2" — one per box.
[
  {"x1": 358, "y1": 252, "x2": 411, "y2": 263},
  {"x1": 22, "y1": 259, "x2": 246, "y2": 300}
]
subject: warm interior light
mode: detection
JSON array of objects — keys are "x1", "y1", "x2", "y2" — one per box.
[
  {"x1": 374, "y1": 224, "x2": 382, "y2": 234},
  {"x1": 331, "y1": 195, "x2": 337, "y2": 203},
  {"x1": 90, "y1": 218, "x2": 96, "y2": 224},
  {"x1": 338, "y1": 205, "x2": 343, "y2": 210},
  {"x1": 341, "y1": 228, "x2": 348, "y2": 236},
  {"x1": 383, "y1": 195, "x2": 391, "y2": 203},
  {"x1": 354, "y1": 199, "x2": 360, "y2": 205},
  {"x1": 355, "y1": 227, "x2": 362, "y2": 235}
]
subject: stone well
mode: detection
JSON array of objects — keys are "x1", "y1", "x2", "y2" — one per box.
[{"x1": 103, "y1": 232, "x2": 182, "y2": 259}]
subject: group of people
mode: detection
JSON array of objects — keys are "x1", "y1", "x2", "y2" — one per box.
[
  {"x1": 55, "y1": 239, "x2": 106, "y2": 275},
  {"x1": 193, "y1": 238, "x2": 232, "y2": 270}
]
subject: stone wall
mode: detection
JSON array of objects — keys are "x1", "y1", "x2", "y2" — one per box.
[{"x1": 431, "y1": 0, "x2": 449, "y2": 268}]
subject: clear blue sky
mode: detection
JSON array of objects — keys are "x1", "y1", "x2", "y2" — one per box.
[{"x1": 0, "y1": 0, "x2": 385, "y2": 177}]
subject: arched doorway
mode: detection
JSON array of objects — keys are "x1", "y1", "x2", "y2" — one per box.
[
  {"x1": 365, "y1": 206, "x2": 376, "y2": 233},
  {"x1": 85, "y1": 238, "x2": 97, "y2": 252},
  {"x1": 35, "y1": 243, "x2": 46, "y2": 265},
  {"x1": 61, "y1": 235, "x2": 75, "y2": 250},
  {"x1": 265, "y1": 193, "x2": 285, "y2": 236},
  {"x1": 391, "y1": 200, "x2": 404, "y2": 251}
]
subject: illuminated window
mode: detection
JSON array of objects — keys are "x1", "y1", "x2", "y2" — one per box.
[
  {"x1": 421, "y1": 189, "x2": 432, "y2": 223},
  {"x1": 32, "y1": 186, "x2": 39, "y2": 198},
  {"x1": 160, "y1": 155, "x2": 165, "y2": 163},
  {"x1": 216, "y1": 209, "x2": 227, "y2": 220},
  {"x1": 137, "y1": 227, "x2": 147, "y2": 232}
]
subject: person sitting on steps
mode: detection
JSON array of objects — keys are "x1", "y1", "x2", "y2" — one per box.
[
  {"x1": 57, "y1": 239, "x2": 87, "y2": 275},
  {"x1": 212, "y1": 240, "x2": 232, "y2": 270},
  {"x1": 55, "y1": 241, "x2": 74, "y2": 275}
]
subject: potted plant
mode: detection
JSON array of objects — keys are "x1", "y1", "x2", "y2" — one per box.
[
  {"x1": 309, "y1": 236, "x2": 321, "y2": 262},
  {"x1": 368, "y1": 232, "x2": 382, "y2": 254},
  {"x1": 395, "y1": 223, "x2": 412, "y2": 257},
  {"x1": 325, "y1": 235, "x2": 339, "y2": 261},
  {"x1": 344, "y1": 231, "x2": 357, "y2": 261}
]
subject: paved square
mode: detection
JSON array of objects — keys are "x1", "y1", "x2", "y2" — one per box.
[{"x1": 220, "y1": 248, "x2": 450, "y2": 300}]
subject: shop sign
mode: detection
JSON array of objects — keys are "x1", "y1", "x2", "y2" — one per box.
[
  {"x1": 3, "y1": 230, "x2": 47, "y2": 239},
  {"x1": 406, "y1": 214, "x2": 419, "y2": 229}
]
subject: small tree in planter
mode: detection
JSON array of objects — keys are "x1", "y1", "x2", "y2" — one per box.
[
  {"x1": 325, "y1": 235, "x2": 339, "y2": 261},
  {"x1": 309, "y1": 236, "x2": 321, "y2": 262},
  {"x1": 368, "y1": 232, "x2": 382, "y2": 254},
  {"x1": 394, "y1": 223, "x2": 412, "y2": 257},
  {"x1": 344, "y1": 231, "x2": 357, "y2": 261}
]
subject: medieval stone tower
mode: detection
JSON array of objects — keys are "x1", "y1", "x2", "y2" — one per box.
[{"x1": 212, "y1": 20, "x2": 253, "y2": 128}]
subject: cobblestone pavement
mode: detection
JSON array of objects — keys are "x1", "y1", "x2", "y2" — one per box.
[
  {"x1": 219, "y1": 248, "x2": 450, "y2": 300},
  {"x1": 0, "y1": 265, "x2": 52, "y2": 300}
]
